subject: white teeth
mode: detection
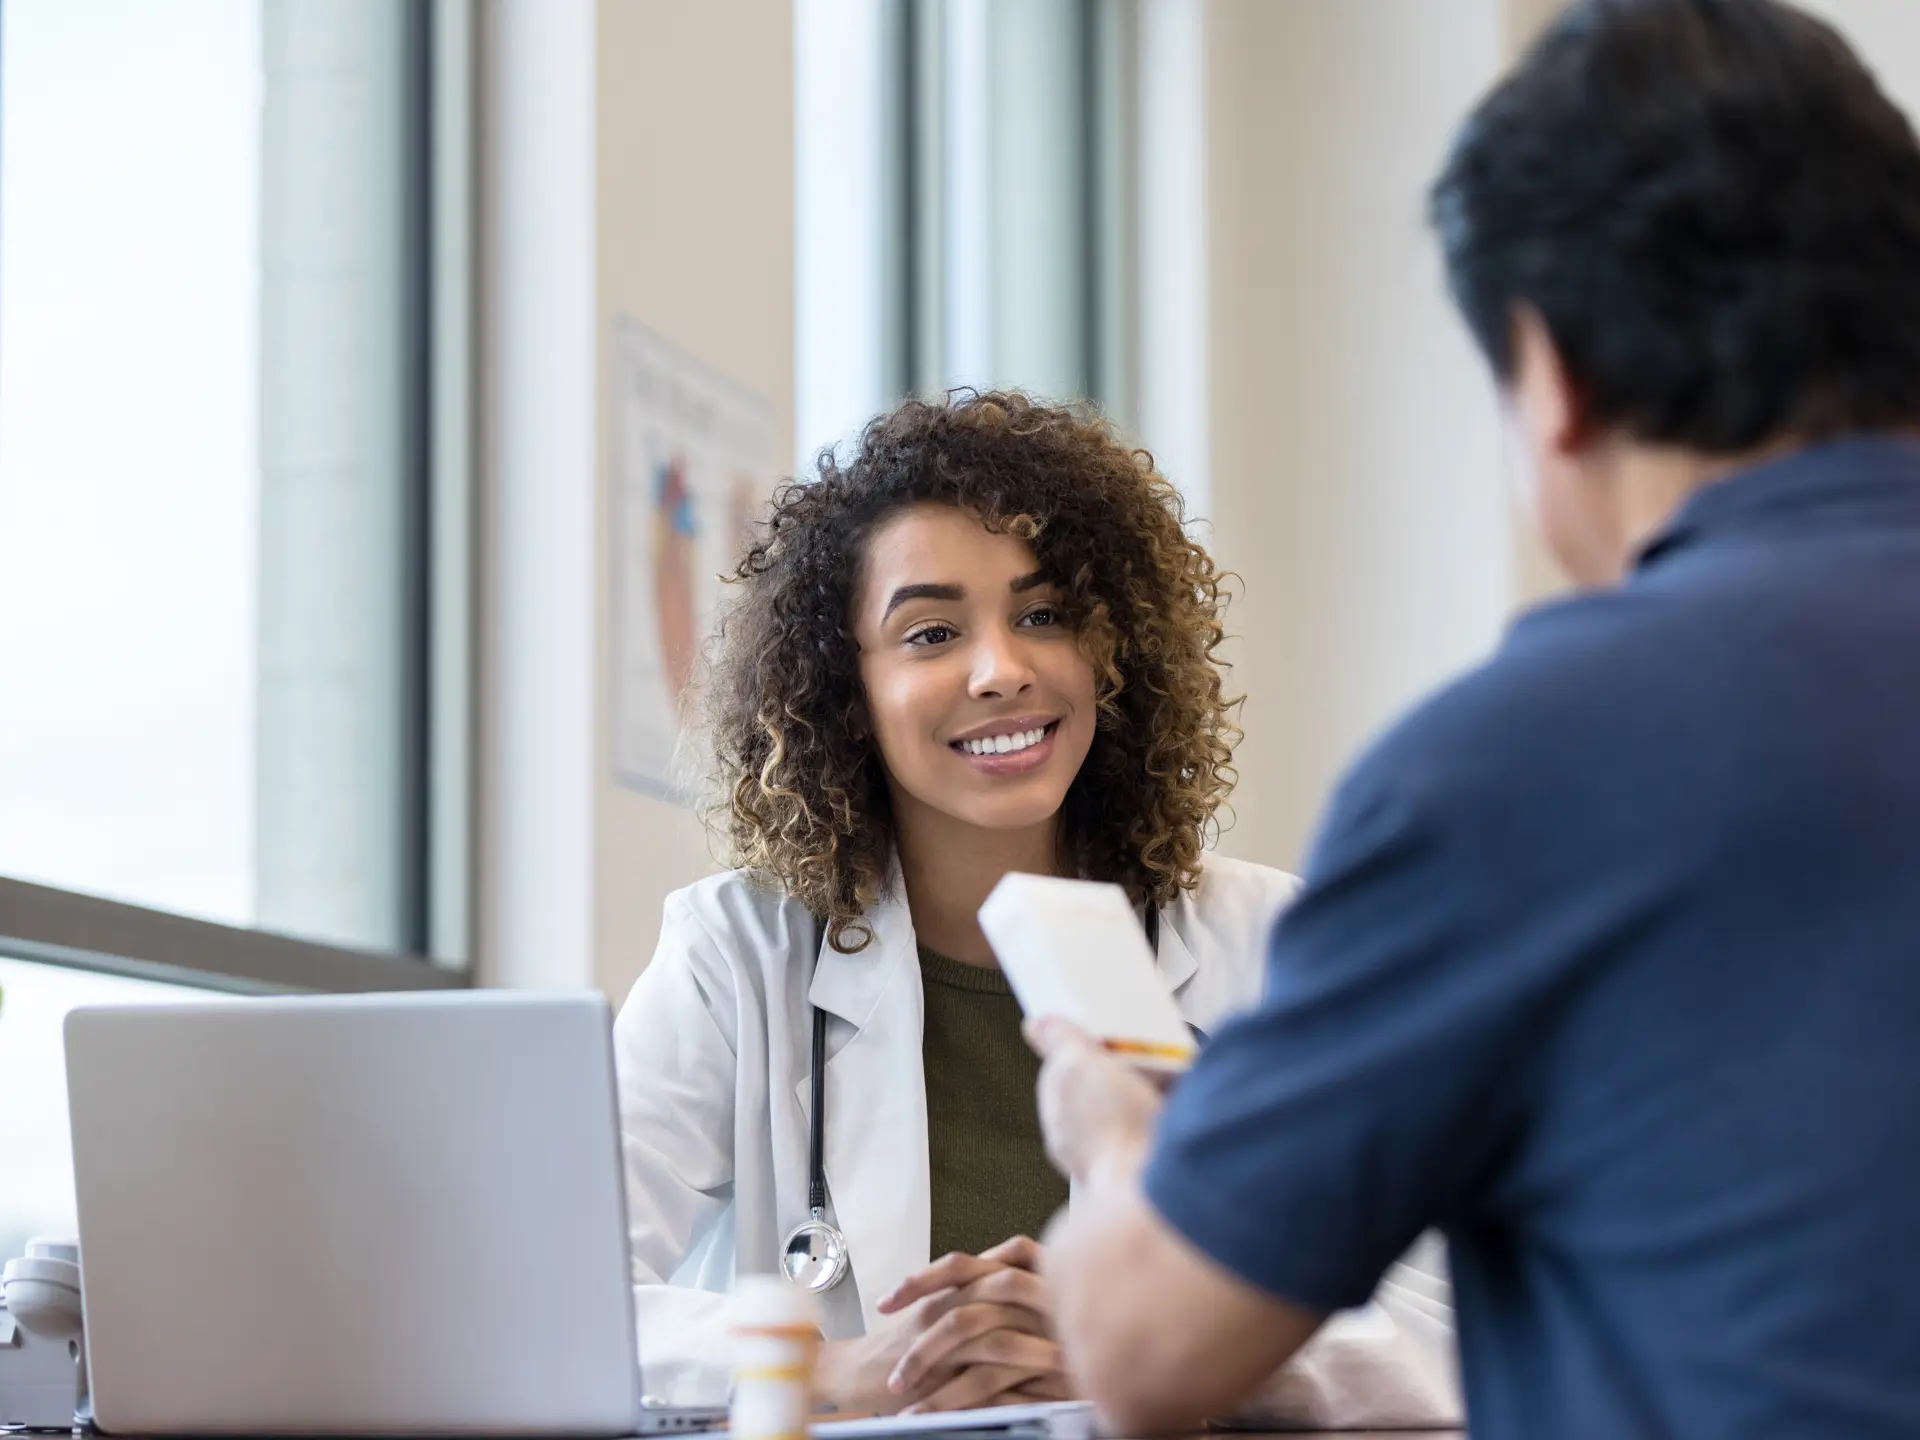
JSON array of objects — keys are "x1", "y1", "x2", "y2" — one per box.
[{"x1": 961, "y1": 726, "x2": 1049, "y2": 756}]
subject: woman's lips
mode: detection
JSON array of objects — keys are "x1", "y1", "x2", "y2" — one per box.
[{"x1": 950, "y1": 721, "x2": 1060, "y2": 776}]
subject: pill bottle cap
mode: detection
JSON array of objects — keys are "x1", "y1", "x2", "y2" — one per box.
[{"x1": 731, "y1": 1273, "x2": 820, "y2": 1335}]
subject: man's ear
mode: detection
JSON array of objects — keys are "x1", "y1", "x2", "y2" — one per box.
[{"x1": 1508, "y1": 303, "x2": 1591, "y2": 459}]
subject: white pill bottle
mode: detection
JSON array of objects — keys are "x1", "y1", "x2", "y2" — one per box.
[{"x1": 730, "y1": 1275, "x2": 822, "y2": 1440}]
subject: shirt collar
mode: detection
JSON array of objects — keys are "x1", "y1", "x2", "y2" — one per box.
[{"x1": 1634, "y1": 433, "x2": 1920, "y2": 572}]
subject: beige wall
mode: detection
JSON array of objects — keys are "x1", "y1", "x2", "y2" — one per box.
[
  {"x1": 591, "y1": 0, "x2": 795, "y2": 1002},
  {"x1": 1201, "y1": 0, "x2": 1521, "y2": 873}
]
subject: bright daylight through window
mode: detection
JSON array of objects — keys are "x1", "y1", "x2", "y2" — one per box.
[{"x1": 0, "y1": 0, "x2": 468, "y2": 962}]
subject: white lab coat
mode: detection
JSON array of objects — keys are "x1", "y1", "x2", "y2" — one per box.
[{"x1": 612, "y1": 854, "x2": 1458, "y2": 1424}]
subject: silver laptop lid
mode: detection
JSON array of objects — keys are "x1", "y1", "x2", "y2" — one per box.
[{"x1": 65, "y1": 991, "x2": 641, "y2": 1436}]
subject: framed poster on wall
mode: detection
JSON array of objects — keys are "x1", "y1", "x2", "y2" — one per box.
[{"x1": 610, "y1": 316, "x2": 775, "y2": 799}]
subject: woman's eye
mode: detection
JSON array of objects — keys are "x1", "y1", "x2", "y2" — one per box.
[
  {"x1": 1020, "y1": 605, "x2": 1061, "y2": 628},
  {"x1": 906, "y1": 624, "x2": 954, "y2": 647}
]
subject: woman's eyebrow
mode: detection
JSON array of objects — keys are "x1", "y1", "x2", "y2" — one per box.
[
  {"x1": 882, "y1": 581, "x2": 965, "y2": 619},
  {"x1": 881, "y1": 571, "x2": 1050, "y2": 619}
]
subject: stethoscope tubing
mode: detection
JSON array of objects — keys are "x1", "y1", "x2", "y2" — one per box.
[{"x1": 808, "y1": 999, "x2": 829, "y2": 1215}]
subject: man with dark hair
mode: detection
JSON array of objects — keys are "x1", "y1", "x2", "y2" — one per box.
[{"x1": 1025, "y1": 2, "x2": 1920, "y2": 1437}]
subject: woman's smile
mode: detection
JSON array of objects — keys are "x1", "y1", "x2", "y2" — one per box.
[{"x1": 948, "y1": 718, "x2": 1062, "y2": 774}]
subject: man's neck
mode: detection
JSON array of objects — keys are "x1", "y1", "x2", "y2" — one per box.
[
  {"x1": 1602, "y1": 436, "x2": 1801, "y2": 580},
  {"x1": 891, "y1": 798, "x2": 1063, "y2": 967}
]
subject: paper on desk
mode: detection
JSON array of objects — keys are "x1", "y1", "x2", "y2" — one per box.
[
  {"x1": 811, "y1": 1400, "x2": 1097, "y2": 1439},
  {"x1": 978, "y1": 873, "x2": 1195, "y2": 1073}
]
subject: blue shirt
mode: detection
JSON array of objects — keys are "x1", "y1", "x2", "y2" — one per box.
[{"x1": 1146, "y1": 437, "x2": 1920, "y2": 1440}]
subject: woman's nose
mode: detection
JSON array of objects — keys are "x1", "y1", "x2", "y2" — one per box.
[{"x1": 969, "y1": 631, "x2": 1036, "y2": 699}]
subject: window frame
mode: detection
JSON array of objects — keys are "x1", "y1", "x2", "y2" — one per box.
[
  {"x1": 0, "y1": 0, "x2": 477, "y2": 995},
  {"x1": 0, "y1": 875, "x2": 463, "y2": 995}
]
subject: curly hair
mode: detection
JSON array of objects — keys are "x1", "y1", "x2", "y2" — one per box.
[{"x1": 703, "y1": 391, "x2": 1240, "y2": 952}]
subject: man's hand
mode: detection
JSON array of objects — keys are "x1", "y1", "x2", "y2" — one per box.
[
  {"x1": 870, "y1": 1236, "x2": 1075, "y2": 1413},
  {"x1": 1026, "y1": 1018, "x2": 1165, "y2": 1184},
  {"x1": 1024, "y1": 1023, "x2": 1326, "y2": 1436}
]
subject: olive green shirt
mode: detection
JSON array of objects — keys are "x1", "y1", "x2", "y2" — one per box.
[{"x1": 919, "y1": 944, "x2": 1070, "y2": 1261}]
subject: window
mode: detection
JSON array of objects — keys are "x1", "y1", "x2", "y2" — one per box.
[
  {"x1": 794, "y1": 0, "x2": 1209, "y2": 516},
  {"x1": 796, "y1": 0, "x2": 1107, "y2": 463},
  {"x1": 0, "y1": 0, "x2": 474, "y2": 987}
]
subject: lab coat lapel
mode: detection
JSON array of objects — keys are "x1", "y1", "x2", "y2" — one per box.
[
  {"x1": 799, "y1": 883, "x2": 929, "y2": 1333},
  {"x1": 1153, "y1": 904, "x2": 1201, "y2": 1008}
]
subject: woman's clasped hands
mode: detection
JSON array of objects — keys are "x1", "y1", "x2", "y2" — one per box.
[{"x1": 816, "y1": 1236, "x2": 1075, "y2": 1415}]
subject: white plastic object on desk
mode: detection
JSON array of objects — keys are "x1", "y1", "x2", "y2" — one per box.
[
  {"x1": 0, "y1": 1236, "x2": 88, "y2": 1429},
  {"x1": 4, "y1": 1239, "x2": 83, "y2": 1338},
  {"x1": 729, "y1": 1274, "x2": 820, "y2": 1440}
]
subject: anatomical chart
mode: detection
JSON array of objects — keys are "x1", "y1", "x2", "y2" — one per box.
[{"x1": 611, "y1": 316, "x2": 774, "y2": 799}]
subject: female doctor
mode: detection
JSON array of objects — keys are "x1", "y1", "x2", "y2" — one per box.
[{"x1": 612, "y1": 393, "x2": 1296, "y2": 1413}]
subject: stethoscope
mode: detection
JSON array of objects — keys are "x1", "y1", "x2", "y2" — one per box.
[{"x1": 779, "y1": 905, "x2": 1165, "y2": 1292}]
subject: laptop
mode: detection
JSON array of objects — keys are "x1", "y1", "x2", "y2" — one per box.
[{"x1": 64, "y1": 991, "x2": 726, "y2": 1436}]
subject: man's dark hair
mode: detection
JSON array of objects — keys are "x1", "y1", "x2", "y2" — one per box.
[{"x1": 1430, "y1": 0, "x2": 1920, "y2": 452}]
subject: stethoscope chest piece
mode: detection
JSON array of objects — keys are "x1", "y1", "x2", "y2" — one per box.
[{"x1": 780, "y1": 1208, "x2": 850, "y2": 1292}]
